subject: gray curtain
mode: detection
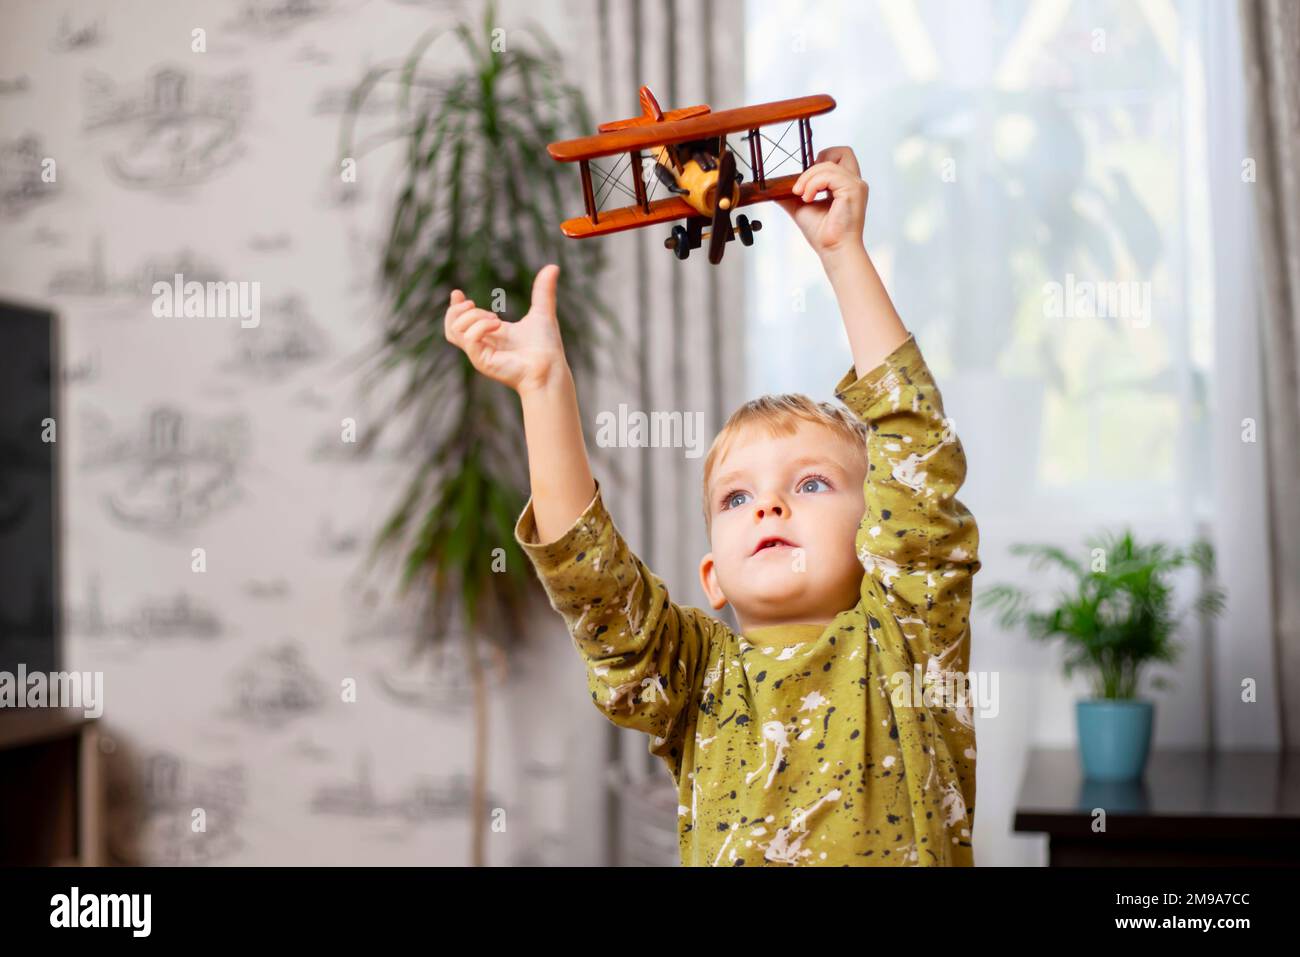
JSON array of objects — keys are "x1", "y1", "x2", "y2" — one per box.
[
  {"x1": 1239, "y1": 0, "x2": 1300, "y2": 749},
  {"x1": 557, "y1": 0, "x2": 746, "y2": 865}
]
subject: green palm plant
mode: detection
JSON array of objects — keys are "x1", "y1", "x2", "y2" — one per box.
[
  {"x1": 978, "y1": 530, "x2": 1226, "y2": 699},
  {"x1": 338, "y1": 0, "x2": 616, "y2": 866}
]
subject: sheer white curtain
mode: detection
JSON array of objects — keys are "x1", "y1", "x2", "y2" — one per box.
[{"x1": 745, "y1": 0, "x2": 1266, "y2": 864}]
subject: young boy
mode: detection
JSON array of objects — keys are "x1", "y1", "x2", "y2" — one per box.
[{"x1": 444, "y1": 146, "x2": 980, "y2": 866}]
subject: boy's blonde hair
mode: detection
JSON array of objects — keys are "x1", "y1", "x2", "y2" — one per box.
[{"x1": 701, "y1": 394, "x2": 870, "y2": 534}]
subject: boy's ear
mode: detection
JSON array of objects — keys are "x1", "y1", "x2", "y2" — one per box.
[{"x1": 699, "y1": 553, "x2": 728, "y2": 610}]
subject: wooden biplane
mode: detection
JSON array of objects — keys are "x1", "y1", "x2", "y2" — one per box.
[{"x1": 547, "y1": 85, "x2": 836, "y2": 264}]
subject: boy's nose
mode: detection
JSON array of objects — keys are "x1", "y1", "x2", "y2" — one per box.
[{"x1": 755, "y1": 501, "x2": 784, "y2": 518}]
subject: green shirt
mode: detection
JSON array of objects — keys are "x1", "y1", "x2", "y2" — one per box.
[{"x1": 513, "y1": 333, "x2": 981, "y2": 866}]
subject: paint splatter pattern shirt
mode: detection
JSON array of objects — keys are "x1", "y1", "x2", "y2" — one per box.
[{"x1": 513, "y1": 333, "x2": 980, "y2": 865}]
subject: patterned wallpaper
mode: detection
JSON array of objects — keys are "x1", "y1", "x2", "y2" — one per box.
[{"x1": 0, "y1": 0, "x2": 598, "y2": 865}]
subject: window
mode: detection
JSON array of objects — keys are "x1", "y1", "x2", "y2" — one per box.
[{"x1": 745, "y1": 0, "x2": 1226, "y2": 523}]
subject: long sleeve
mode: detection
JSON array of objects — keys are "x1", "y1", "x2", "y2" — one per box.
[
  {"x1": 513, "y1": 478, "x2": 716, "y2": 777},
  {"x1": 834, "y1": 332, "x2": 981, "y2": 861},
  {"x1": 833, "y1": 333, "x2": 981, "y2": 678}
]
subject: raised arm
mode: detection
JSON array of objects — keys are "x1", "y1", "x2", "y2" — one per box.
[
  {"x1": 446, "y1": 264, "x2": 714, "y2": 780},
  {"x1": 776, "y1": 145, "x2": 909, "y2": 377},
  {"x1": 833, "y1": 334, "x2": 981, "y2": 671},
  {"x1": 780, "y1": 145, "x2": 980, "y2": 669},
  {"x1": 513, "y1": 479, "x2": 716, "y2": 781},
  {"x1": 519, "y1": 362, "x2": 596, "y2": 541},
  {"x1": 445, "y1": 264, "x2": 596, "y2": 540},
  {"x1": 785, "y1": 147, "x2": 979, "y2": 858},
  {"x1": 835, "y1": 336, "x2": 981, "y2": 862}
]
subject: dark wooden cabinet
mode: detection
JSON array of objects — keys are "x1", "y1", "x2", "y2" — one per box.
[
  {"x1": 0, "y1": 709, "x2": 103, "y2": 866},
  {"x1": 1013, "y1": 748, "x2": 1300, "y2": 866}
]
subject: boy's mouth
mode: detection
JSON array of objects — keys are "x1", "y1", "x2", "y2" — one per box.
[{"x1": 751, "y1": 536, "x2": 798, "y2": 556}]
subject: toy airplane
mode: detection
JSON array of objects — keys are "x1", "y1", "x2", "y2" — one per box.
[{"x1": 547, "y1": 85, "x2": 836, "y2": 264}]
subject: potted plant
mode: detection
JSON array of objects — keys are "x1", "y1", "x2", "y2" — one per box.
[
  {"x1": 338, "y1": 0, "x2": 616, "y2": 865},
  {"x1": 979, "y1": 529, "x2": 1225, "y2": 781}
]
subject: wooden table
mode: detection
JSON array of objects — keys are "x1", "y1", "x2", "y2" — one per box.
[{"x1": 1012, "y1": 748, "x2": 1300, "y2": 866}]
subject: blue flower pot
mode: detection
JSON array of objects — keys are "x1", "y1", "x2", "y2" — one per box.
[{"x1": 1076, "y1": 699, "x2": 1154, "y2": 781}]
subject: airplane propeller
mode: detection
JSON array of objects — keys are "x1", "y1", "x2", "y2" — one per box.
[{"x1": 707, "y1": 148, "x2": 737, "y2": 264}]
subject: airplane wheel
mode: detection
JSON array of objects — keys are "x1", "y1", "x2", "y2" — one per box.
[
  {"x1": 671, "y1": 224, "x2": 690, "y2": 260},
  {"x1": 737, "y1": 214, "x2": 755, "y2": 246}
]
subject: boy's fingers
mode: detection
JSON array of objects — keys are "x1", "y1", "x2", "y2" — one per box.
[
  {"x1": 793, "y1": 151, "x2": 865, "y2": 197},
  {"x1": 453, "y1": 307, "x2": 493, "y2": 335},
  {"x1": 450, "y1": 306, "x2": 494, "y2": 338},
  {"x1": 797, "y1": 170, "x2": 839, "y2": 202},
  {"x1": 792, "y1": 161, "x2": 843, "y2": 196},
  {"x1": 444, "y1": 299, "x2": 476, "y2": 337},
  {"x1": 530, "y1": 263, "x2": 560, "y2": 317},
  {"x1": 799, "y1": 168, "x2": 866, "y2": 203},
  {"x1": 462, "y1": 314, "x2": 501, "y2": 346},
  {"x1": 814, "y1": 145, "x2": 860, "y2": 176}
]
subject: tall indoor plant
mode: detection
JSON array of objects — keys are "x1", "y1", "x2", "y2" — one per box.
[
  {"x1": 339, "y1": 0, "x2": 615, "y2": 865},
  {"x1": 979, "y1": 530, "x2": 1225, "y2": 780}
]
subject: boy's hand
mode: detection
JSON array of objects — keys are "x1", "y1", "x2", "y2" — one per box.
[
  {"x1": 775, "y1": 146, "x2": 868, "y2": 258},
  {"x1": 444, "y1": 263, "x2": 568, "y2": 394}
]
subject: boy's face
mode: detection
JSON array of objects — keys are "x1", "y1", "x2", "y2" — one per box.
[{"x1": 699, "y1": 421, "x2": 866, "y2": 633}]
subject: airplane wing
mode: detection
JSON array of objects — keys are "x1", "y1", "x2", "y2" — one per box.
[
  {"x1": 559, "y1": 172, "x2": 803, "y2": 238},
  {"x1": 548, "y1": 94, "x2": 836, "y2": 163}
]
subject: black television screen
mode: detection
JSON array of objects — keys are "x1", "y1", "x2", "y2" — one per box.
[{"x1": 0, "y1": 300, "x2": 60, "y2": 677}]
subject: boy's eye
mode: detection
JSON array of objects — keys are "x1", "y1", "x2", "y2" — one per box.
[
  {"x1": 721, "y1": 490, "x2": 749, "y2": 511},
  {"x1": 720, "y1": 474, "x2": 831, "y2": 512}
]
